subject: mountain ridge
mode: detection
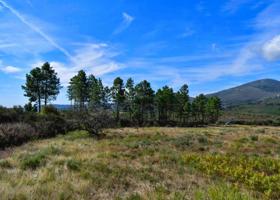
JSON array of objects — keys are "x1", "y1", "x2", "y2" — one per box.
[{"x1": 208, "y1": 79, "x2": 280, "y2": 106}]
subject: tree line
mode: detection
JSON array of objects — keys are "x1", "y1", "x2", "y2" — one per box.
[{"x1": 22, "y1": 62, "x2": 222, "y2": 126}]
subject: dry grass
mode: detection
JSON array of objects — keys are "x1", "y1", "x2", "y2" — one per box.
[{"x1": 0, "y1": 126, "x2": 280, "y2": 199}]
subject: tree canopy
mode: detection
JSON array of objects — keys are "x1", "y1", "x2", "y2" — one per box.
[{"x1": 22, "y1": 62, "x2": 61, "y2": 112}]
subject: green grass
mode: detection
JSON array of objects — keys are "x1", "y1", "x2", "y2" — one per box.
[{"x1": 1, "y1": 126, "x2": 280, "y2": 199}]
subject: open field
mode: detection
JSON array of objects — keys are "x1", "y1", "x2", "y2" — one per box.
[{"x1": 1, "y1": 126, "x2": 280, "y2": 199}]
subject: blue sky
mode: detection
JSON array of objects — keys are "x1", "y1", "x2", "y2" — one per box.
[{"x1": 1, "y1": 0, "x2": 280, "y2": 106}]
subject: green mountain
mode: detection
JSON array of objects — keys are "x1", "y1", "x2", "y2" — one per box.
[{"x1": 209, "y1": 79, "x2": 280, "y2": 107}]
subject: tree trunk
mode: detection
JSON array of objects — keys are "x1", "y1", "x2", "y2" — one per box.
[
  {"x1": 116, "y1": 102, "x2": 120, "y2": 122},
  {"x1": 44, "y1": 95, "x2": 47, "y2": 107},
  {"x1": 38, "y1": 97, "x2": 41, "y2": 113}
]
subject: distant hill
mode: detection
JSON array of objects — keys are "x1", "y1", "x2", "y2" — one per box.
[
  {"x1": 208, "y1": 79, "x2": 280, "y2": 107},
  {"x1": 52, "y1": 104, "x2": 72, "y2": 110}
]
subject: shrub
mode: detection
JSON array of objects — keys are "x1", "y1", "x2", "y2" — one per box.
[
  {"x1": 184, "y1": 153, "x2": 280, "y2": 199},
  {"x1": 65, "y1": 110, "x2": 115, "y2": 136},
  {"x1": 66, "y1": 159, "x2": 80, "y2": 171},
  {"x1": 0, "y1": 123, "x2": 38, "y2": 149},
  {"x1": 0, "y1": 160, "x2": 12, "y2": 168},
  {"x1": 197, "y1": 136, "x2": 208, "y2": 144},
  {"x1": 31, "y1": 114, "x2": 68, "y2": 138},
  {"x1": 172, "y1": 135, "x2": 193, "y2": 149},
  {"x1": 20, "y1": 152, "x2": 46, "y2": 170},
  {"x1": 195, "y1": 184, "x2": 253, "y2": 200},
  {"x1": 0, "y1": 106, "x2": 25, "y2": 123},
  {"x1": 20, "y1": 146, "x2": 61, "y2": 170},
  {"x1": 250, "y1": 135, "x2": 259, "y2": 141},
  {"x1": 41, "y1": 105, "x2": 60, "y2": 116}
]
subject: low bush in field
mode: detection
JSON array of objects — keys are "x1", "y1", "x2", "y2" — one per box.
[
  {"x1": 0, "y1": 108, "x2": 115, "y2": 149},
  {"x1": 20, "y1": 151, "x2": 47, "y2": 169},
  {"x1": 66, "y1": 159, "x2": 81, "y2": 171},
  {"x1": 20, "y1": 146, "x2": 61, "y2": 169},
  {"x1": 0, "y1": 123, "x2": 38, "y2": 149},
  {"x1": 0, "y1": 160, "x2": 12, "y2": 168},
  {"x1": 195, "y1": 184, "x2": 253, "y2": 200},
  {"x1": 64, "y1": 110, "x2": 115, "y2": 136},
  {"x1": 0, "y1": 111, "x2": 70, "y2": 149},
  {"x1": 184, "y1": 154, "x2": 280, "y2": 199}
]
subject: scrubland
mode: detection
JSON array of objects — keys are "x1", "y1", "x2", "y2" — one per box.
[{"x1": 1, "y1": 126, "x2": 280, "y2": 199}]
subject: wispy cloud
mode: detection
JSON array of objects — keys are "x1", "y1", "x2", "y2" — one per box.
[
  {"x1": 113, "y1": 12, "x2": 134, "y2": 35},
  {"x1": 0, "y1": 0, "x2": 123, "y2": 86},
  {"x1": 212, "y1": 1, "x2": 280, "y2": 81},
  {"x1": 32, "y1": 43, "x2": 122, "y2": 85},
  {"x1": 222, "y1": 0, "x2": 269, "y2": 14},
  {"x1": 262, "y1": 35, "x2": 280, "y2": 61},
  {"x1": 0, "y1": 0, "x2": 73, "y2": 60},
  {"x1": 1, "y1": 66, "x2": 21, "y2": 73}
]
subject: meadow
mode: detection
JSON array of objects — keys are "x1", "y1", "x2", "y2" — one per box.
[{"x1": 0, "y1": 126, "x2": 280, "y2": 199}]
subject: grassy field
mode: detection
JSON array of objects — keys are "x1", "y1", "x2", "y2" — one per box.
[{"x1": 1, "y1": 126, "x2": 280, "y2": 199}]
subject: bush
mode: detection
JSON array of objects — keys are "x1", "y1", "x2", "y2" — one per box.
[
  {"x1": 0, "y1": 123, "x2": 38, "y2": 149},
  {"x1": 20, "y1": 146, "x2": 61, "y2": 170},
  {"x1": 250, "y1": 135, "x2": 259, "y2": 141},
  {"x1": 20, "y1": 152, "x2": 46, "y2": 170},
  {"x1": 184, "y1": 154, "x2": 280, "y2": 198},
  {"x1": 0, "y1": 106, "x2": 25, "y2": 123},
  {"x1": 41, "y1": 105, "x2": 60, "y2": 115},
  {"x1": 65, "y1": 110, "x2": 115, "y2": 136},
  {"x1": 0, "y1": 160, "x2": 12, "y2": 168},
  {"x1": 29, "y1": 114, "x2": 68, "y2": 138},
  {"x1": 197, "y1": 136, "x2": 208, "y2": 144},
  {"x1": 66, "y1": 159, "x2": 81, "y2": 171}
]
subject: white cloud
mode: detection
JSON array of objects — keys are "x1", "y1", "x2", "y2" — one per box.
[
  {"x1": 0, "y1": 0, "x2": 73, "y2": 60},
  {"x1": 1, "y1": 66, "x2": 21, "y2": 73},
  {"x1": 32, "y1": 43, "x2": 122, "y2": 86},
  {"x1": 262, "y1": 35, "x2": 280, "y2": 61},
  {"x1": 113, "y1": 12, "x2": 134, "y2": 35},
  {"x1": 216, "y1": 1, "x2": 280, "y2": 78}
]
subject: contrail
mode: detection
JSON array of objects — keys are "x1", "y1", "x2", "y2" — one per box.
[{"x1": 0, "y1": 0, "x2": 73, "y2": 60}]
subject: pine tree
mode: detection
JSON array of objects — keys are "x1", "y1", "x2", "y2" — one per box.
[
  {"x1": 22, "y1": 67, "x2": 43, "y2": 112},
  {"x1": 67, "y1": 70, "x2": 88, "y2": 110},
  {"x1": 155, "y1": 86, "x2": 175, "y2": 123},
  {"x1": 111, "y1": 77, "x2": 125, "y2": 122},
  {"x1": 125, "y1": 78, "x2": 135, "y2": 120},
  {"x1": 41, "y1": 62, "x2": 61, "y2": 106},
  {"x1": 206, "y1": 96, "x2": 222, "y2": 123},
  {"x1": 88, "y1": 75, "x2": 101, "y2": 109},
  {"x1": 175, "y1": 84, "x2": 189, "y2": 123},
  {"x1": 22, "y1": 63, "x2": 61, "y2": 112},
  {"x1": 134, "y1": 80, "x2": 155, "y2": 125},
  {"x1": 192, "y1": 94, "x2": 208, "y2": 124}
]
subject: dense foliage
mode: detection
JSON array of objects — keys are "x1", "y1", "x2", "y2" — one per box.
[{"x1": 67, "y1": 70, "x2": 222, "y2": 126}]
